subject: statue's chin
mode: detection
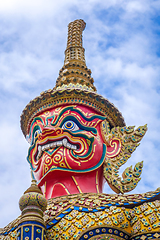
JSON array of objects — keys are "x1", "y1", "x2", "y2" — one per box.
[
  {"x1": 36, "y1": 167, "x2": 104, "y2": 199},
  {"x1": 33, "y1": 161, "x2": 98, "y2": 186}
]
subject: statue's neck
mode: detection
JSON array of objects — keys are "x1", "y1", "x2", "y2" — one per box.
[{"x1": 39, "y1": 168, "x2": 104, "y2": 199}]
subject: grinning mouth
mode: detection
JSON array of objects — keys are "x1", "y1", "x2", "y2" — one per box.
[{"x1": 37, "y1": 138, "x2": 79, "y2": 160}]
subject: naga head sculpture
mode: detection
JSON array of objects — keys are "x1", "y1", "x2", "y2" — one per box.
[{"x1": 21, "y1": 20, "x2": 147, "y2": 199}]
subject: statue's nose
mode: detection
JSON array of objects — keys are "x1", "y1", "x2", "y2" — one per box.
[{"x1": 38, "y1": 127, "x2": 63, "y2": 140}]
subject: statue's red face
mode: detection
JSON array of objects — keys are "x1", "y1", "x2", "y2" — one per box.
[{"x1": 27, "y1": 105, "x2": 106, "y2": 192}]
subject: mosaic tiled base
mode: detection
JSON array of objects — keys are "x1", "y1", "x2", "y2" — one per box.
[{"x1": 1, "y1": 191, "x2": 160, "y2": 240}]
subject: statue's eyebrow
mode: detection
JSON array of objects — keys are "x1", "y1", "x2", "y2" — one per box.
[
  {"x1": 59, "y1": 115, "x2": 98, "y2": 135},
  {"x1": 50, "y1": 106, "x2": 106, "y2": 126}
]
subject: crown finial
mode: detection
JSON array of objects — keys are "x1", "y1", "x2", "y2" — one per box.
[
  {"x1": 54, "y1": 19, "x2": 96, "y2": 91},
  {"x1": 64, "y1": 19, "x2": 86, "y2": 64}
]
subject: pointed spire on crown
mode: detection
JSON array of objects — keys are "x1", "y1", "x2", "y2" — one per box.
[
  {"x1": 54, "y1": 19, "x2": 96, "y2": 92},
  {"x1": 64, "y1": 19, "x2": 86, "y2": 64}
]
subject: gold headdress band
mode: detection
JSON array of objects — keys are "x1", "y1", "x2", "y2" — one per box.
[{"x1": 20, "y1": 19, "x2": 125, "y2": 137}]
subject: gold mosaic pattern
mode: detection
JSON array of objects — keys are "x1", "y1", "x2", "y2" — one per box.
[
  {"x1": 0, "y1": 217, "x2": 20, "y2": 235},
  {"x1": 44, "y1": 191, "x2": 160, "y2": 221},
  {"x1": 46, "y1": 200, "x2": 160, "y2": 240},
  {"x1": 131, "y1": 200, "x2": 160, "y2": 235},
  {"x1": 46, "y1": 207, "x2": 130, "y2": 240},
  {"x1": 55, "y1": 61, "x2": 96, "y2": 91},
  {"x1": 0, "y1": 217, "x2": 20, "y2": 240},
  {"x1": 44, "y1": 192, "x2": 160, "y2": 239},
  {"x1": 55, "y1": 82, "x2": 95, "y2": 92},
  {"x1": 0, "y1": 229, "x2": 18, "y2": 240}
]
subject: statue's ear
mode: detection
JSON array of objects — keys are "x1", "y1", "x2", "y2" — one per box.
[
  {"x1": 100, "y1": 120, "x2": 122, "y2": 157},
  {"x1": 101, "y1": 122, "x2": 147, "y2": 194},
  {"x1": 105, "y1": 137, "x2": 122, "y2": 157}
]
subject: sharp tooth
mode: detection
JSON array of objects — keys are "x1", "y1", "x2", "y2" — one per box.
[
  {"x1": 37, "y1": 146, "x2": 42, "y2": 160},
  {"x1": 42, "y1": 145, "x2": 48, "y2": 151},
  {"x1": 63, "y1": 138, "x2": 68, "y2": 147},
  {"x1": 37, "y1": 153, "x2": 42, "y2": 160},
  {"x1": 71, "y1": 145, "x2": 77, "y2": 150},
  {"x1": 38, "y1": 146, "x2": 42, "y2": 153},
  {"x1": 50, "y1": 142, "x2": 56, "y2": 148},
  {"x1": 66, "y1": 143, "x2": 71, "y2": 149},
  {"x1": 47, "y1": 144, "x2": 51, "y2": 149},
  {"x1": 45, "y1": 144, "x2": 49, "y2": 150},
  {"x1": 57, "y1": 141, "x2": 62, "y2": 146}
]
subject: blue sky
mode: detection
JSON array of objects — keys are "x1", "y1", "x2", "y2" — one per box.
[{"x1": 0, "y1": 0, "x2": 160, "y2": 228}]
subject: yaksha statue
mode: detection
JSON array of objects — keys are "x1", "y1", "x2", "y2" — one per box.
[
  {"x1": 21, "y1": 19, "x2": 147, "y2": 199},
  {"x1": 1, "y1": 20, "x2": 160, "y2": 240}
]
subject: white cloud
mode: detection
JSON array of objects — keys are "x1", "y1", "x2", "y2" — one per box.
[{"x1": 125, "y1": 1, "x2": 149, "y2": 13}]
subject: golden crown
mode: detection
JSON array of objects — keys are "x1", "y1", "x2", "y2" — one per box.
[{"x1": 20, "y1": 19, "x2": 125, "y2": 137}]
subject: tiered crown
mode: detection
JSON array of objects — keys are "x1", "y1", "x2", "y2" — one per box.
[{"x1": 21, "y1": 19, "x2": 125, "y2": 137}]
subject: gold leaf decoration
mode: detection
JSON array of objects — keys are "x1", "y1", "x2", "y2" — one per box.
[{"x1": 102, "y1": 122, "x2": 147, "y2": 194}]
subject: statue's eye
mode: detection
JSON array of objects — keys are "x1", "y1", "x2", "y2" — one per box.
[
  {"x1": 34, "y1": 129, "x2": 41, "y2": 138},
  {"x1": 62, "y1": 120, "x2": 79, "y2": 131}
]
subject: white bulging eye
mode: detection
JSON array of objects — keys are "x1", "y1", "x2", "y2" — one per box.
[{"x1": 62, "y1": 120, "x2": 79, "y2": 131}]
